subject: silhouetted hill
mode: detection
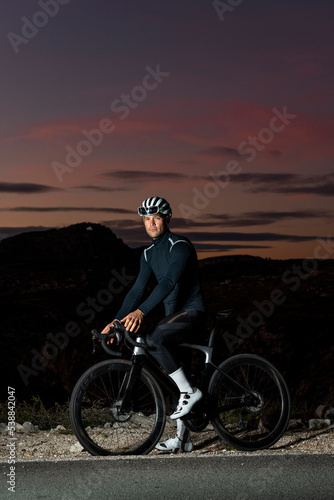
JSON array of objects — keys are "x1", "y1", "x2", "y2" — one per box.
[
  {"x1": 2, "y1": 223, "x2": 333, "y2": 416},
  {"x1": 0, "y1": 222, "x2": 135, "y2": 280}
]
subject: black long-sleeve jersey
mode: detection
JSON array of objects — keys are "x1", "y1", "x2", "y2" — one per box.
[{"x1": 115, "y1": 230, "x2": 205, "y2": 319}]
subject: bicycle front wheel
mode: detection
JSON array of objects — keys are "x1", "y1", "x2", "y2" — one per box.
[
  {"x1": 70, "y1": 359, "x2": 166, "y2": 455},
  {"x1": 209, "y1": 354, "x2": 290, "y2": 451}
]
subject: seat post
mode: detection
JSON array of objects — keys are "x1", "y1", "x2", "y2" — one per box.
[
  {"x1": 208, "y1": 309, "x2": 233, "y2": 347},
  {"x1": 208, "y1": 322, "x2": 219, "y2": 348}
]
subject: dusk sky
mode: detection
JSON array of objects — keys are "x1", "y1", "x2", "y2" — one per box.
[{"x1": 1, "y1": 0, "x2": 334, "y2": 260}]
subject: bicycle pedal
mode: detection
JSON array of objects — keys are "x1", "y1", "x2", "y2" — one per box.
[{"x1": 181, "y1": 410, "x2": 206, "y2": 420}]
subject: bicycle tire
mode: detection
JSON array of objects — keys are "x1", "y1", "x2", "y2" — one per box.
[
  {"x1": 70, "y1": 359, "x2": 166, "y2": 455},
  {"x1": 209, "y1": 354, "x2": 290, "y2": 451}
]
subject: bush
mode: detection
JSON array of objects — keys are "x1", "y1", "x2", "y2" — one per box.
[{"x1": 0, "y1": 396, "x2": 71, "y2": 430}]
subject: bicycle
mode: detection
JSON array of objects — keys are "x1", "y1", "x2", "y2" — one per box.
[{"x1": 69, "y1": 309, "x2": 290, "y2": 455}]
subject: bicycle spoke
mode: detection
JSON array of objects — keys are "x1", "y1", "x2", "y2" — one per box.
[
  {"x1": 70, "y1": 360, "x2": 165, "y2": 455},
  {"x1": 209, "y1": 354, "x2": 290, "y2": 451}
]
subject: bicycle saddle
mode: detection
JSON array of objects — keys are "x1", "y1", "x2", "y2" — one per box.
[{"x1": 215, "y1": 309, "x2": 234, "y2": 319}]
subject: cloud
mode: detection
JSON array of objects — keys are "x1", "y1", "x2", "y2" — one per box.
[
  {"x1": 203, "y1": 210, "x2": 333, "y2": 227},
  {"x1": 101, "y1": 170, "x2": 195, "y2": 182},
  {"x1": 194, "y1": 243, "x2": 271, "y2": 252},
  {"x1": 1, "y1": 121, "x2": 79, "y2": 144},
  {"x1": 198, "y1": 146, "x2": 241, "y2": 158},
  {"x1": 272, "y1": 184, "x2": 334, "y2": 197},
  {"x1": 0, "y1": 182, "x2": 61, "y2": 194},
  {"x1": 232, "y1": 172, "x2": 334, "y2": 197},
  {"x1": 0, "y1": 206, "x2": 133, "y2": 214},
  {"x1": 99, "y1": 170, "x2": 334, "y2": 198},
  {"x1": 179, "y1": 160, "x2": 201, "y2": 165},
  {"x1": 235, "y1": 173, "x2": 298, "y2": 185},
  {"x1": 183, "y1": 231, "x2": 317, "y2": 243},
  {"x1": 73, "y1": 185, "x2": 134, "y2": 192},
  {"x1": 2, "y1": 209, "x2": 329, "y2": 232},
  {"x1": 197, "y1": 145, "x2": 282, "y2": 160}
]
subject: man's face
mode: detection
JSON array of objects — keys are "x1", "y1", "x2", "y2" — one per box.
[{"x1": 143, "y1": 214, "x2": 169, "y2": 239}]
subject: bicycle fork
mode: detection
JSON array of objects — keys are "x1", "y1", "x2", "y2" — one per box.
[{"x1": 116, "y1": 359, "x2": 143, "y2": 415}]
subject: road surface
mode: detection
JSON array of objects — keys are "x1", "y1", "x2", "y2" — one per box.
[{"x1": 2, "y1": 453, "x2": 333, "y2": 499}]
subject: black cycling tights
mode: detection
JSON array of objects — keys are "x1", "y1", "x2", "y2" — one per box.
[{"x1": 145, "y1": 309, "x2": 206, "y2": 374}]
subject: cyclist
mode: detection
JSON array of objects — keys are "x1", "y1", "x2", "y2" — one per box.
[{"x1": 102, "y1": 196, "x2": 206, "y2": 452}]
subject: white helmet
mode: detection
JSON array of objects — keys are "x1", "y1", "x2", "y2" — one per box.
[{"x1": 138, "y1": 196, "x2": 172, "y2": 217}]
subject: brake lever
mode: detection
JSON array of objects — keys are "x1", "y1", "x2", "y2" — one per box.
[
  {"x1": 91, "y1": 327, "x2": 123, "y2": 357},
  {"x1": 114, "y1": 330, "x2": 122, "y2": 345},
  {"x1": 92, "y1": 336, "x2": 97, "y2": 354},
  {"x1": 92, "y1": 328, "x2": 114, "y2": 354}
]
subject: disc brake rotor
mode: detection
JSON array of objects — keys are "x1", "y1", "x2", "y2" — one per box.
[
  {"x1": 111, "y1": 400, "x2": 133, "y2": 422},
  {"x1": 244, "y1": 391, "x2": 264, "y2": 414}
]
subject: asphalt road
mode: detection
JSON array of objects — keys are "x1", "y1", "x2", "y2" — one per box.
[{"x1": 2, "y1": 453, "x2": 333, "y2": 500}]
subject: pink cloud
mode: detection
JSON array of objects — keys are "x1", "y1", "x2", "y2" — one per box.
[
  {"x1": 1, "y1": 119, "x2": 87, "y2": 144},
  {"x1": 2, "y1": 99, "x2": 333, "y2": 169}
]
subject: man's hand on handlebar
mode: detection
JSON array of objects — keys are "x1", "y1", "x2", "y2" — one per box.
[
  {"x1": 120, "y1": 309, "x2": 144, "y2": 333},
  {"x1": 101, "y1": 320, "x2": 116, "y2": 345},
  {"x1": 101, "y1": 309, "x2": 144, "y2": 342}
]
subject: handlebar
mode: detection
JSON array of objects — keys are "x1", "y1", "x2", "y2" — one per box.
[
  {"x1": 91, "y1": 320, "x2": 146, "y2": 357},
  {"x1": 91, "y1": 326, "x2": 122, "y2": 357}
]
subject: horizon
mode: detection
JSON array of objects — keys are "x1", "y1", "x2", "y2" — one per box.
[
  {"x1": 1, "y1": 221, "x2": 333, "y2": 263},
  {"x1": 1, "y1": 1, "x2": 334, "y2": 261}
]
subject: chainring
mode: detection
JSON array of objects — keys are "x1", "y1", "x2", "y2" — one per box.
[{"x1": 183, "y1": 413, "x2": 210, "y2": 432}]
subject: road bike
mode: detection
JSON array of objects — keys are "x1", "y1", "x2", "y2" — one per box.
[{"x1": 69, "y1": 310, "x2": 290, "y2": 455}]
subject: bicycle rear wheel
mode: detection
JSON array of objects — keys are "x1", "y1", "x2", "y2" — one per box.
[
  {"x1": 70, "y1": 359, "x2": 166, "y2": 455},
  {"x1": 209, "y1": 354, "x2": 290, "y2": 451}
]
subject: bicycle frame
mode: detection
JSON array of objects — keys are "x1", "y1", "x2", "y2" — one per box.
[{"x1": 119, "y1": 334, "x2": 260, "y2": 415}]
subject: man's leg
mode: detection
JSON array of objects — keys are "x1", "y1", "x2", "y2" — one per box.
[
  {"x1": 146, "y1": 309, "x2": 205, "y2": 419},
  {"x1": 155, "y1": 419, "x2": 193, "y2": 452}
]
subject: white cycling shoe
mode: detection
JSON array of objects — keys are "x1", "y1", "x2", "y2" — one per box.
[
  {"x1": 170, "y1": 388, "x2": 203, "y2": 419},
  {"x1": 155, "y1": 436, "x2": 193, "y2": 453}
]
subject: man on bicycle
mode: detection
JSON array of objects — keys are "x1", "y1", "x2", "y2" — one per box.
[{"x1": 102, "y1": 196, "x2": 206, "y2": 452}]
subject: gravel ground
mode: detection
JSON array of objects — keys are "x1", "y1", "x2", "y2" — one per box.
[{"x1": 1, "y1": 423, "x2": 333, "y2": 461}]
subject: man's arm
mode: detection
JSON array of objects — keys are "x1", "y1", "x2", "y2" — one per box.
[
  {"x1": 115, "y1": 253, "x2": 152, "y2": 319},
  {"x1": 101, "y1": 253, "x2": 152, "y2": 334}
]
